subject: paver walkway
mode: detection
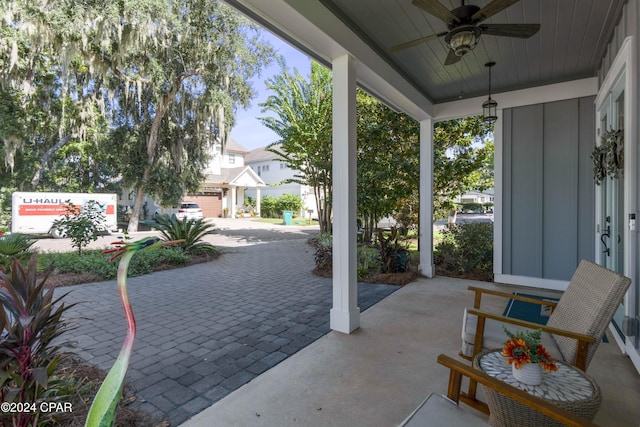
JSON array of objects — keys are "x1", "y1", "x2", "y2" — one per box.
[{"x1": 57, "y1": 223, "x2": 398, "y2": 425}]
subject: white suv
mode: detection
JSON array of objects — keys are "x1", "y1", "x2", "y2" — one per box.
[{"x1": 176, "y1": 202, "x2": 203, "y2": 220}]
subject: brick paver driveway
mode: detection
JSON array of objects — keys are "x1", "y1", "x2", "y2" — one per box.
[{"x1": 58, "y1": 222, "x2": 398, "y2": 425}]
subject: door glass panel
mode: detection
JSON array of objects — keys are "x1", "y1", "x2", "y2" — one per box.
[
  {"x1": 599, "y1": 82, "x2": 625, "y2": 338},
  {"x1": 611, "y1": 88, "x2": 625, "y2": 335}
]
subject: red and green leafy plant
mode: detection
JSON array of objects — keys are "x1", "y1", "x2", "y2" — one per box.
[
  {"x1": 0, "y1": 255, "x2": 74, "y2": 427},
  {"x1": 375, "y1": 228, "x2": 409, "y2": 273}
]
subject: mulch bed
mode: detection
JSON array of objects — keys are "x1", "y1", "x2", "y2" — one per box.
[
  {"x1": 313, "y1": 262, "x2": 422, "y2": 286},
  {"x1": 45, "y1": 356, "x2": 167, "y2": 427}
]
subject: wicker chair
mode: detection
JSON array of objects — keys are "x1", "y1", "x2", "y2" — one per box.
[
  {"x1": 460, "y1": 260, "x2": 631, "y2": 372},
  {"x1": 434, "y1": 354, "x2": 600, "y2": 427}
]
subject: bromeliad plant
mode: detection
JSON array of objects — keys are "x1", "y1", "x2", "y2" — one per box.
[
  {"x1": 501, "y1": 327, "x2": 558, "y2": 371},
  {"x1": 85, "y1": 237, "x2": 183, "y2": 427},
  {"x1": 0, "y1": 255, "x2": 74, "y2": 427}
]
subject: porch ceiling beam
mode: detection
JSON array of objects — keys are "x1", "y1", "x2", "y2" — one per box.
[
  {"x1": 225, "y1": 0, "x2": 434, "y2": 121},
  {"x1": 433, "y1": 78, "x2": 598, "y2": 122}
]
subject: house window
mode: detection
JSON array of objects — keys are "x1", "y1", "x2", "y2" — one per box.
[
  {"x1": 280, "y1": 163, "x2": 286, "y2": 169},
  {"x1": 228, "y1": 154, "x2": 235, "y2": 164},
  {"x1": 264, "y1": 164, "x2": 269, "y2": 172}
]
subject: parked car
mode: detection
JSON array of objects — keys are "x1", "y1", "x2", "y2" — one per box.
[{"x1": 176, "y1": 202, "x2": 203, "y2": 220}]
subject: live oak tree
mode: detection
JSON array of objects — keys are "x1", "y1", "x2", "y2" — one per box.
[
  {"x1": 1, "y1": 0, "x2": 274, "y2": 231},
  {"x1": 0, "y1": 1, "x2": 110, "y2": 191},
  {"x1": 94, "y1": 0, "x2": 274, "y2": 231}
]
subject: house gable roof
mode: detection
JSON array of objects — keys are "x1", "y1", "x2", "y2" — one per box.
[
  {"x1": 225, "y1": 138, "x2": 249, "y2": 154},
  {"x1": 245, "y1": 144, "x2": 282, "y2": 164},
  {"x1": 205, "y1": 166, "x2": 265, "y2": 187}
]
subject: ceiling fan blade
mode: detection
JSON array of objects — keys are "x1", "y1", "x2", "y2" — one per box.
[
  {"x1": 389, "y1": 31, "x2": 448, "y2": 52},
  {"x1": 471, "y1": 0, "x2": 520, "y2": 22},
  {"x1": 444, "y1": 49, "x2": 462, "y2": 65},
  {"x1": 412, "y1": 0, "x2": 460, "y2": 24},
  {"x1": 480, "y1": 23, "x2": 540, "y2": 38}
]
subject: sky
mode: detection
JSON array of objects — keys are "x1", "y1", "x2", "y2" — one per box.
[{"x1": 229, "y1": 30, "x2": 312, "y2": 152}]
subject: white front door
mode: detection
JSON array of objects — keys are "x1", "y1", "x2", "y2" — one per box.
[
  {"x1": 597, "y1": 74, "x2": 625, "y2": 336},
  {"x1": 595, "y1": 37, "x2": 640, "y2": 373}
]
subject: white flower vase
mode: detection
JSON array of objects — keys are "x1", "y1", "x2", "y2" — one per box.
[{"x1": 512, "y1": 363, "x2": 542, "y2": 385}]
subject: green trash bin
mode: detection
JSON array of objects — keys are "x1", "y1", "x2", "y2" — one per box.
[{"x1": 282, "y1": 210, "x2": 293, "y2": 225}]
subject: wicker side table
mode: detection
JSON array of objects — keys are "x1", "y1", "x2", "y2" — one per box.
[{"x1": 474, "y1": 349, "x2": 602, "y2": 427}]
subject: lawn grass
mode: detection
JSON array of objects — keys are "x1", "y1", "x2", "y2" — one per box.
[{"x1": 253, "y1": 217, "x2": 319, "y2": 226}]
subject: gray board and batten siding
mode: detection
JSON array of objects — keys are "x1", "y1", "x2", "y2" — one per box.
[{"x1": 502, "y1": 96, "x2": 596, "y2": 281}]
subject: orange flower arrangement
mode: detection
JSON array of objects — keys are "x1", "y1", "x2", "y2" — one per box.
[{"x1": 501, "y1": 327, "x2": 558, "y2": 371}]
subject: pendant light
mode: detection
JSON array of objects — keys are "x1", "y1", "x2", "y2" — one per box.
[{"x1": 482, "y1": 61, "x2": 497, "y2": 125}]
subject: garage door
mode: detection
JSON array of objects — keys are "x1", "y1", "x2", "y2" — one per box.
[{"x1": 188, "y1": 193, "x2": 222, "y2": 218}]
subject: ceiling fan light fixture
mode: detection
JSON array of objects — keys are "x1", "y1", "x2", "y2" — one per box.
[{"x1": 446, "y1": 26, "x2": 480, "y2": 56}]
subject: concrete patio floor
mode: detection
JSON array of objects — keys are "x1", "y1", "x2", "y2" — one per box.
[{"x1": 182, "y1": 275, "x2": 640, "y2": 427}]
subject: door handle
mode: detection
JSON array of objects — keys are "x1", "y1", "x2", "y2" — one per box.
[{"x1": 601, "y1": 225, "x2": 610, "y2": 256}]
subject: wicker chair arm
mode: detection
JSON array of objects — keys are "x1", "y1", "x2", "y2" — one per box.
[
  {"x1": 468, "y1": 286, "x2": 558, "y2": 310},
  {"x1": 437, "y1": 354, "x2": 599, "y2": 427},
  {"x1": 467, "y1": 308, "x2": 595, "y2": 370},
  {"x1": 466, "y1": 308, "x2": 596, "y2": 344}
]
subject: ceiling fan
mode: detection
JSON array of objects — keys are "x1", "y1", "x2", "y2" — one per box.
[{"x1": 390, "y1": 0, "x2": 540, "y2": 65}]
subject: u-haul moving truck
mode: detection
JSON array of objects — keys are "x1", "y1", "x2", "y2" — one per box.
[{"x1": 11, "y1": 192, "x2": 119, "y2": 238}]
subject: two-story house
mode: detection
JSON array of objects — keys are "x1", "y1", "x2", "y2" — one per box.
[
  {"x1": 244, "y1": 144, "x2": 317, "y2": 218},
  {"x1": 123, "y1": 138, "x2": 264, "y2": 219},
  {"x1": 192, "y1": 138, "x2": 265, "y2": 218}
]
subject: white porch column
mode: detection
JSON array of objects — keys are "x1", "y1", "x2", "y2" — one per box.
[
  {"x1": 418, "y1": 119, "x2": 434, "y2": 277},
  {"x1": 330, "y1": 54, "x2": 360, "y2": 333},
  {"x1": 230, "y1": 186, "x2": 237, "y2": 219},
  {"x1": 256, "y1": 187, "x2": 261, "y2": 216}
]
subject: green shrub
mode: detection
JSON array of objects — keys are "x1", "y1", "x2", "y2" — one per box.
[
  {"x1": 46, "y1": 251, "x2": 117, "y2": 279},
  {"x1": 357, "y1": 246, "x2": 381, "y2": 277},
  {"x1": 460, "y1": 202, "x2": 484, "y2": 213},
  {"x1": 37, "y1": 248, "x2": 189, "y2": 280},
  {"x1": 311, "y1": 233, "x2": 387, "y2": 279},
  {"x1": 128, "y1": 247, "x2": 190, "y2": 276},
  {"x1": 259, "y1": 195, "x2": 278, "y2": 218},
  {"x1": 51, "y1": 200, "x2": 107, "y2": 255},
  {"x1": 434, "y1": 222, "x2": 493, "y2": 281},
  {"x1": 0, "y1": 233, "x2": 35, "y2": 256},
  {"x1": 258, "y1": 194, "x2": 303, "y2": 218},
  {"x1": 311, "y1": 232, "x2": 332, "y2": 274},
  {"x1": 145, "y1": 214, "x2": 219, "y2": 256},
  {"x1": 275, "y1": 194, "x2": 303, "y2": 215},
  {"x1": 0, "y1": 233, "x2": 35, "y2": 270}
]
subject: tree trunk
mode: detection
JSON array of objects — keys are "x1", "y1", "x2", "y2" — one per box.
[
  {"x1": 127, "y1": 180, "x2": 148, "y2": 233},
  {"x1": 30, "y1": 134, "x2": 73, "y2": 188},
  {"x1": 126, "y1": 95, "x2": 169, "y2": 232}
]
